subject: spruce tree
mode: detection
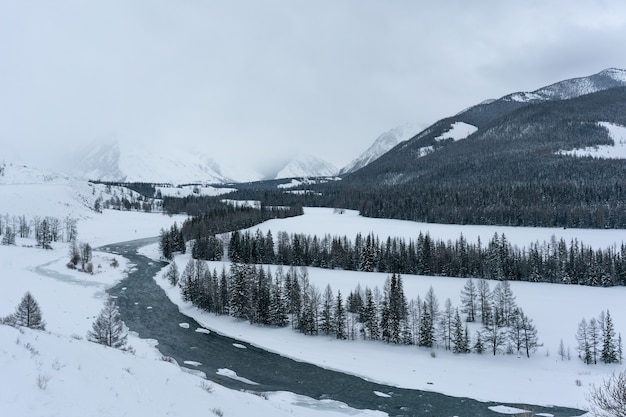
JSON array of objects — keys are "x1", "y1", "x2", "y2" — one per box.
[
  {"x1": 452, "y1": 308, "x2": 465, "y2": 353},
  {"x1": 87, "y1": 297, "x2": 130, "y2": 351},
  {"x1": 320, "y1": 284, "x2": 334, "y2": 335},
  {"x1": 601, "y1": 310, "x2": 618, "y2": 364},
  {"x1": 10, "y1": 292, "x2": 46, "y2": 330},
  {"x1": 334, "y1": 290, "x2": 346, "y2": 340}
]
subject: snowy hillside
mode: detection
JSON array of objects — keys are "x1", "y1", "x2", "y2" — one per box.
[
  {"x1": 0, "y1": 162, "x2": 103, "y2": 219},
  {"x1": 0, "y1": 209, "x2": 378, "y2": 417},
  {"x1": 507, "y1": 68, "x2": 626, "y2": 103},
  {"x1": 560, "y1": 122, "x2": 626, "y2": 159},
  {"x1": 339, "y1": 122, "x2": 426, "y2": 175},
  {"x1": 275, "y1": 154, "x2": 338, "y2": 179},
  {"x1": 66, "y1": 139, "x2": 263, "y2": 184}
]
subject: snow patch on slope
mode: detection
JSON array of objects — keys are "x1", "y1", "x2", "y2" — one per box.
[
  {"x1": 434, "y1": 122, "x2": 477, "y2": 142},
  {"x1": 559, "y1": 122, "x2": 626, "y2": 159}
]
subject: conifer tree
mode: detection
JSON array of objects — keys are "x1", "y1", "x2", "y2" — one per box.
[
  {"x1": 601, "y1": 310, "x2": 618, "y2": 364},
  {"x1": 320, "y1": 284, "x2": 334, "y2": 335},
  {"x1": 8, "y1": 292, "x2": 46, "y2": 330},
  {"x1": 334, "y1": 290, "x2": 346, "y2": 340},
  {"x1": 269, "y1": 274, "x2": 288, "y2": 327},
  {"x1": 452, "y1": 308, "x2": 466, "y2": 353},
  {"x1": 474, "y1": 330, "x2": 484, "y2": 354},
  {"x1": 87, "y1": 297, "x2": 131, "y2": 351}
]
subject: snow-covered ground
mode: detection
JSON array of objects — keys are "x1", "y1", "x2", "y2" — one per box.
[
  {"x1": 434, "y1": 121, "x2": 478, "y2": 142},
  {"x1": 559, "y1": 122, "x2": 626, "y2": 159},
  {"x1": 0, "y1": 209, "x2": 383, "y2": 417},
  {"x1": 1, "y1": 165, "x2": 624, "y2": 415},
  {"x1": 147, "y1": 208, "x2": 626, "y2": 414},
  {"x1": 239, "y1": 207, "x2": 626, "y2": 250}
]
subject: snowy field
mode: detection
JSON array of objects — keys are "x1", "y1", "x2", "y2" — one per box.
[
  {"x1": 149, "y1": 208, "x2": 625, "y2": 413},
  {"x1": 2, "y1": 176, "x2": 625, "y2": 415},
  {"x1": 0, "y1": 209, "x2": 383, "y2": 417}
]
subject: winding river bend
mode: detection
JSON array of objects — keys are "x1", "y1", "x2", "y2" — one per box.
[{"x1": 103, "y1": 238, "x2": 584, "y2": 417}]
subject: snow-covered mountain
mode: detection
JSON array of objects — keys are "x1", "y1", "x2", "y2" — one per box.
[
  {"x1": 65, "y1": 139, "x2": 262, "y2": 184},
  {"x1": 339, "y1": 122, "x2": 426, "y2": 175},
  {"x1": 505, "y1": 68, "x2": 626, "y2": 103},
  {"x1": 274, "y1": 154, "x2": 338, "y2": 179}
]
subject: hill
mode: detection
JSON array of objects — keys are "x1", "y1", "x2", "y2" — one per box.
[{"x1": 334, "y1": 71, "x2": 626, "y2": 228}]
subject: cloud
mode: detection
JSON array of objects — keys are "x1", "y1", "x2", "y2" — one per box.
[{"x1": 2, "y1": 1, "x2": 626, "y2": 174}]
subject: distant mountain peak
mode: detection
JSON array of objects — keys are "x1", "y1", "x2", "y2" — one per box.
[
  {"x1": 339, "y1": 122, "x2": 426, "y2": 175},
  {"x1": 506, "y1": 68, "x2": 626, "y2": 103},
  {"x1": 275, "y1": 154, "x2": 338, "y2": 179}
]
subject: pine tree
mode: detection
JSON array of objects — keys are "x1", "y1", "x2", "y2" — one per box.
[
  {"x1": 269, "y1": 273, "x2": 288, "y2": 327},
  {"x1": 601, "y1": 310, "x2": 618, "y2": 364},
  {"x1": 320, "y1": 284, "x2": 334, "y2": 335},
  {"x1": 334, "y1": 290, "x2": 346, "y2": 340},
  {"x1": 452, "y1": 308, "x2": 465, "y2": 353},
  {"x1": 8, "y1": 292, "x2": 46, "y2": 330},
  {"x1": 418, "y1": 300, "x2": 434, "y2": 348},
  {"x1": 87, "y1": 297, "x2": 131, "y2": 351},
  {"x1": 474, "y1": 330, "x2": 484, "y2": 354},
  {"x1": 229, "y1": 263, "x2": 252, "y2": 321},
  {"x1": 589, "y1": 318, "x2": 601, "y2": 364},
  {"x1": 361, "y1": 287, "x2": 379, "y2": 340}
]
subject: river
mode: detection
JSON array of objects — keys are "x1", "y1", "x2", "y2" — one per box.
[{"x1": 103, "y1": 237, "x2": 585, "y2": 417}]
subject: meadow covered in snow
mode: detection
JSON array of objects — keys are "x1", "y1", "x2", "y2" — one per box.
[
  {"x1": 153, "y1": 208, "x2": 626, "y2": 413},
  {"x1": 1, "y1": 164, "x2": 624, "y2": 416}
]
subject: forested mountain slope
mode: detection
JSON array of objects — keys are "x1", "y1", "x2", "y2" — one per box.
[{"x1": 337, "y1": 86, "x2": 626, "y2": 228}]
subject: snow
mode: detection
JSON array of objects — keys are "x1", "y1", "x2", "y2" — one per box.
[
  {"x1": 240, "y1": 207, "x2": 626, "y2": 250},
  {"x1": 144, "y1": 207, "x2": 626, "y2": 414},
  {"x1": 156, "y1": 185, "x2": 237, "y2": 198},
  {"x1": 4, "y1": 175, "x2": 626, "y2": 415},
  {"x1": 340, "y1": 122, "x2": 425, "y2": 175},
  {"x1": 275, "y1": 154, "x2": 338, "y2": 179},
  {"x1": 559, "y1": 122, "x2": 626, "y2": 159},
  {"x1": 434, "y1": 122, "x2": 478, "y2": 142},
  {"x1": 0, "y1": 207, "x2": 383, "y2": 417},
  {"x1": 217, "y1": 368, "x2": 260, "y2": 385},
  {"x1": 195, "y1": 328, "x2": 211, "y2": 334}
]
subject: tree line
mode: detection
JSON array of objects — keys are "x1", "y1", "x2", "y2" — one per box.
[
  {"x1": 166, "y1": 259, "x2": 540, "y2": 357},
  {"x1": 0, "y1": 214, "x2": 78, "y2": 248},
  {"x1": 188, "y1": 229, "x2": 626, "y2": 288},
  {"x1": 158, "y1": 202, "x2": 303, "y2": 260}
]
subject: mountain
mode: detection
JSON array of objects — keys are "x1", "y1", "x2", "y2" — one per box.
[
  {"x1": 339, "y1": 122, "x2": 426, "y2": 175},
  {"x1": 337, "y1": 69, "x2": 626, "y2": 228},
  {"x1": 65, "y1": 139, "x2": 262, "y2": 184},
  {"x1": 274, "y1": 154, "x2": 338, "y2": 179}
]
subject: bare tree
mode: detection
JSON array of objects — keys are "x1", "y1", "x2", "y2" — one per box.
[
  {"x1": 87, "y1": 297, "x2": 131, "y2": 351},
  {"x1": 588, "y1": 370, "x2": 626, "y2": 417}
]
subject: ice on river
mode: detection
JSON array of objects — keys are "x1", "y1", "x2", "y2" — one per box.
[
  {"x1": 179, "y1": 323, "x2": 190, "y2": 329},
  {"x1": 195, "y1": 328, "x2": 211, "y2": 334},
  {"x1": 216, "y1": 368, "x2": 259, "y2": 385}
]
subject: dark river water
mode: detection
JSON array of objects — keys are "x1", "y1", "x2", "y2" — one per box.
[{"x1": 103, "y1": 238, "x2": 585, "y2": 417}]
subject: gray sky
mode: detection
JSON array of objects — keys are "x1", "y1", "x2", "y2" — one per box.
[{"x1": 2, "y1": 0, "x2": 626, "y2": 174}]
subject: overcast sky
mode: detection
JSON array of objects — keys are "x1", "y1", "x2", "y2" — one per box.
[{"x1": 2, "y1": 1, "x2": 626, "y2": 175}]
